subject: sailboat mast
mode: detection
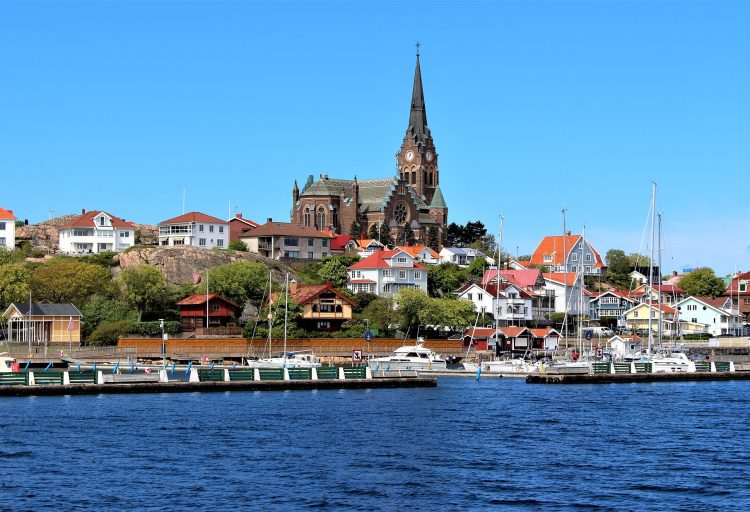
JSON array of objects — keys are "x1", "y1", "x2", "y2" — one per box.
[
  {"x1": 494, "y1": 216, "x2": 503, "y2": 353},
  {"x1": 647, "y1": 182, "x2": 656, "y2": 354},
  {"x1": 267, "y1": 271, "x2": 273, "y2": 358},
  {"x1": 657, "y1": 212, "x2": 663, "y2": 346},
  {"x1": 283, "y1": 272, "x2": 289, "y2": 361},
  {"x1": 578, "y1": 226, "x2": 585, "y2": 355},
  {"x1": 562, "y1": 208, "x2": 568, "y2": 347}
]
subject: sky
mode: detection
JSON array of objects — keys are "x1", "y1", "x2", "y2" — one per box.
[{"x1": 1, "y1": 1, "x2": 748, "y2": 275}]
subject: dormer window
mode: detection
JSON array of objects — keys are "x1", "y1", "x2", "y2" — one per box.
[
  {"x1": 99, "y1": 216, "x2": 105, "y2": 226},
  {"x1": 740, "y1": 282, "x2": 747, "y2": 292},
  {"x1": 543, "y1": 255, "x2": 552, "y2": 263}
]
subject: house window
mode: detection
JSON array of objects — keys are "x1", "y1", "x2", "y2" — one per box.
[
  {"x1": 120, "y1": 231, "x2": 130, "y2": 238},
  {"x1": 571, "y1": 253, "x2": 578, "y2": 262},
  {"x1": 317, "y1": 208, "x2": 326, "y2": 229},
  {"x1": 399, "y1": 270, "x2": 406, "y2": 279},
  {"x1": 382, "y1": 270, "x2": 392, "y2": 277},
  {"x1": 199, "y1": 225, "x2": 204, "y2": 232},
  {"x1": 543, "y1": 255, "x2": 552, "y2": 263},
  {"x1": 217, "y1": 239, "x2": 224, "y2": 247},
  {"x1": 414, "y1": 271, "x2": 421, "y2": 279},
  {"x1": 744, "y1": 298, "x2": 750, "y2": 305},
  {"x1": 209, "y1": 225, "x2": 214, "y2": 233},
  {"x1": 322, "y1": 252, "x2": 327, "y2": 258},
  {"x1": 317, "y1": 321, "x2": 331, "y2": 329},
  {"x1": 284, "y1": 250, "x2": 299, "y2": 258},
  {"x1": 634, "y1": 311, "x2": 639, "y2": 318},
  {"x1": 308, "y1": 252, "x2": 313, "y2": 259},
  {"x1": 585, "y1": 266, "x2": 591, "y2": 273},
  {"x1": 467, "y1": 293, "x2": 473, "y2": 301},
  {"x1": 585, "y1": 254, "x2": 592, "y2": 262},
  {"x1": 284, "y1": 237, "x2": 299, "y2": 246},
  {"x1": 478, "y1": 293, "x2": 483, "y2": 301},
  {"x1": 99, "y1": 217, "x2": 105, "y2": 226},
  {"x1": 397, "y1": 257, "x2": 407, "y2": 264},
  {"x1": 219, "y1": 226, "x2": 224, "y2": 233},
  {"x1": 0, "y1": 237, "x2": 5, "y2": 246},
  {"x1": 322, "y1": 239, "x2": 328, "y2": 247},
  {"x1": 571, "y1": 266, "x2": 577, "y2": 272},
  {"x1": 0, "y1": 222, "x2": 5, "y2": 230},
  {"x1": 741, "y1": 282, "x2": 747, "y2": 292},
  {"x1": 199, "y1": 238, "x2": 206, "y2": 246},
  {"x1": 308, "y1": 238, "x2": 313, "y2": 246},
  {"x1": 210, "y1": 304, "x2": 220, "y2": 312}
]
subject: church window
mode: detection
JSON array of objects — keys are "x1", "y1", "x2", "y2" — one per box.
[
  {"x1": 394, "y1": 202, "x2": 407, "y2": 224},
  {"x1": 332, "y1": 208, "x2": 338, "y2": 230},
  {"x1": 411, "y1": 171, "x2": 416, "y2": 184},
  {"x1": 429, "y1": 172, "x2": 433, "y2": 185},
  {"x1": 304, "y1": 207, "x2": 311, "y2": 226},
  {"x1": 317, "y1": 208, "x2": 326, "y2": 230},
  {"x1": 423, "y1": 171, "x2": 427, "y2": 184}
]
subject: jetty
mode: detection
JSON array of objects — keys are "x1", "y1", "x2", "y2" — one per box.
[{"x1": 527, "y1": 371, "x2": 750, "y2": 384}]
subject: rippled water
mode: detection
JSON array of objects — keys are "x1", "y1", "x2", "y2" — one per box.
[{"x1": 2, "y1": 378, "x2": 750, "y2": 511}]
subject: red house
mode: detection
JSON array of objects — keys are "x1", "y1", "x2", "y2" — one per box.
[
  {"x1": 176, "y1": 293, "x2": 241, "y2": 331},
  {"x1": 228, "y1": 213, "x2": 259, "y2": 242}
]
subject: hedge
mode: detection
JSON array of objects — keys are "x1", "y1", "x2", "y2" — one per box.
[{"x1": 129, "y1": 321, "x2": 182, "y2": 336}]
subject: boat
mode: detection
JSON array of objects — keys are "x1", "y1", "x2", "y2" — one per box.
[
  {"x1": 368, "y1": 339, "x2": 447, "y2": 371},
  {"x1": 544, "y1": 360, "x2": 592, "y2": 375},
  {"x1": 0, "y1": 353, "x2": 16, "y2": 373},
  {"x1": 246, "y1": 350, "x2": 322, "y2": 369},
  {"x1": 481, "y1": 357, "x2": 541, "y2": 375},
  {"x1": 623, "y1": 351, "x2": 695, "y2": 373}
]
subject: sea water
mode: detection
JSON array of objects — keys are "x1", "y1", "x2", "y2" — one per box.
[{"x1": 1, "y1": 378, "x2": 749, "y2": 511}]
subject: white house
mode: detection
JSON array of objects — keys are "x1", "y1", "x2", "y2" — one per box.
[
  {"x1": 396, "y1": 245, "x2": 443, "y2": 265},
  {"x1": 457, "y1": 282, "x2": 534, "y2": 325},
  {"x1": 356, "y1": 239, "x2": 385, "y2": 258},
  {"x1": 674, "y1": 296, "x2": 743, "y2": 336},
  {"x1": 158, "y1": 212, "x2": 229, "y2": 249},
  {"x1": 0, "y1": 207, "x2": 16, "y2": 250},
  {"x1": 439, "y1": 247, "x2": 489, "y2": 267},
  {"x1": 58, "y1": 209, "x2": 136, "y2": 254},
  {"x1": 346, "y1": 249, "x2": 427, "y2": 297},
  {"x1": 543, "y1": 272, "x2": 590, "y2": 316}
]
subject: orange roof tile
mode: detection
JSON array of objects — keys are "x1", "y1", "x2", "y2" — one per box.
[
  {"x1": 530, "y1": 235, "x2": 604, "y2": 268},
  {"x1": 0, "y1": 207, "x2": 16, "y2": 220},
  {"x1": 160, "y1": 211, "x2": 228, "y2": 225}
]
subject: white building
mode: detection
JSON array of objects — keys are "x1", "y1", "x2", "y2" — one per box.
[
  {"x1": 542, "y1": 272, "x2": 590, "y2": 316},
  {"x1": 158, "y1": 212, "x2": 229, "y2": 249},
  {"x1": 674, "y1": 296, "x2": 743, "y2": 336},
  {"x1": 0, "y1": 207, "x2": 16, "y2": 250},
  {"x1": 457, "y1": 282, "x2": 534, "y2": 325},
  {"x1": 58, "y1": 209, "x2": 135, "y2": 254},
  {"x1": 439, "y1": 247, "x2": 489, "y2": 267},
  {"x1": 346, "y1": 249, "x2": 427, "y2": 297}
]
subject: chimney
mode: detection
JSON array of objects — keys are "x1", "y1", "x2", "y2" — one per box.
[
  {"x1": 8, "y1": 210, "x2": 12, "y2": 215},
  {"x1": 236, "y1": 212, "x2": 243, "y2": 219},
  {"x1": 290, "y1": 279, "x2": 298, "y2": 293},
  {"x1": 267, "y1": 217, "x2": 273, "y2": 223},
  {"x1": 81, "y1": 208, "x2": 86, "y2": 215}
]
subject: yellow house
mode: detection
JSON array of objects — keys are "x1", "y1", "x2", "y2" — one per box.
[
  {"x1": 2, "y1": 303, "x2": 82, "y2": 346},
  {"x1": 271, "y1": 281, "x2": 357, "y2": 332},
  {"x1": 622, "y1": 302, "x2": 676, "y2": 335}
]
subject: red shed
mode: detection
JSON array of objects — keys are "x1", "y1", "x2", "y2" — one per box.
[{"x1": 176, "y1": 293, "x2": 241, "y2": 330}]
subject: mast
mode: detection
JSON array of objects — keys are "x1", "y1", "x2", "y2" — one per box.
[
  {"x1": 562, "y1": 208, "x2": 568, "y2": 348},
  {"x1": 283, "y1": 272, "x2": 289, "y2": 363},
  {"x1": 578, "y1": 226, "x2": 585, "y2": 355},
  {"x1": 647, "y1": 182, "x2": 656, "y2": 354},
  {"x1": 657, "y1": 212, "x2": 663, "y2": 346},
  {"x1": 267, "y1": 271, "x2": 273, "y2": 358},
  {"x1": 494, "y1": 216, "x2": 504, "y2": 354}
]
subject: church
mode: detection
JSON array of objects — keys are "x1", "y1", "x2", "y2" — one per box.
[{"x1": 291, "y1": 49, "x2": 449, "y2": 246}]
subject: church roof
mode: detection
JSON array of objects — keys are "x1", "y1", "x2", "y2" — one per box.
[{"x1": 429, "y1": 186, "x2": 447, "y2": 209}]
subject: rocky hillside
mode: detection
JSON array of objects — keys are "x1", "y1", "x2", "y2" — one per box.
[{"x1": 114, "y1": 246, "x2": 296, "y2": 285}]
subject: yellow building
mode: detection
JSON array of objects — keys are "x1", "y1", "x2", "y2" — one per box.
[
  {"x1": 3, "y1": 303, "x2": 82, "y2": 346},
  {"x1": 622, "y1": 303, "x2": 676, "y2": 335}
]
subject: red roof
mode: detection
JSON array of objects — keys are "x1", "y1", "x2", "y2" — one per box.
[
  {"x1": 271, "y1": 282, "x2": 357, "y2": 307},
  {"x1": 694, "y1": 296, "x2": 734, "y2": 310},
  {"x1": 0, "y1": 207, "x2": 16, "y2": 220},
  {"x1": 543, "y1": 272, "x2": 578, "y2": 287},
  {"x1": 482, "y1": 269, "x2": 541, "y2": 287},
  {"x1": 331, "y1": 234, "x2": 353, "y2": 251},
  {"x1": 396, "y1": 245, "x2": 440, "y2": 260},
  {"x1": 59, "y1": 210, "x2": 136, "y2": 229},
  {"x1": 530, "y1": 235, "x2": 604, "y2": 268},
  {"x1": 348, "y1": 249, "x2": 426, "y2": 270},
  {"x1": 176, "y1": 293, "x2": 239, "y2": 308},
  {"x1": 725, "y1": 271, "x2": 750, "y2": 295},
  {"x1": 499, "y1": 326, "x2": 529, "y2": 338},
  {"x1": 529, "y1": 327, "x2": 560, "y2": 338},
  {"x1": 228, "y1": 214, "x2": 259, "y2": 228},
  {"x1": 464, "y1": 327, "x2": 531, "y2": 339},
  {"x1": 349, "y1": 279, "x2": 376, "y2": 284},
  {"x1": 160, "y1": 211, "x2": 227, "y2": 225}
]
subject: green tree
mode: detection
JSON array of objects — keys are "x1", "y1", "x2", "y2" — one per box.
[
  {"x1": 87, "y1": 320, "x2": 134, "y2": 346},
  {"x1": 427, "y1": 263, "x2": 466, "y2": 297},
  {"x1": 228, "y1": 240, "x2": 248, "y2": 251},
  {"x1": 379, "y1": 222, "x2": 393, "y2": 247},
  {"x1": 466, "y1": 256, "x2": 488, "y2": 281},
  {"x1": 0, "y1": 248, "x2": 28, "y2": 266},
  {"x1": 349, "y1": 221, "x2": 361, "y2": 239},
  {"x1": 120, "y1": 264, "x2": 167, "y2": 321},
  {"x1": 427, "y1": 226, "x2": 440, "y2": 251},
  {"x1": 317, "y1": 258, "x2": 349, "y2": 288},
  {"x1": 205, "y1": 261, "x2": 268, "y2": 308},
  {"x1": 361, "y1": 297, "x2": 396, "y2": 336},
  {"x1": 604, "y1": 249, "x2": 630, "y2": 288},
  {"x1": 29, "y1": 259, "x2": 113, "y2": 305},
  {"x1": 401, "y1": 223, "x2": 416, "y2": 246},
  {"x1": 368, "y1": 223, "x2": 379, "y2": 240},
  {"x1": 0, "y1": 263, "x2": 31, "y2": 308},
  {"x1": 395, "y1": 288, "x2": 431, "y2": 332},
  {"x1": 80, "y1": 295, "x2": 138, "y2": 338},
  {"x1": 678, "y1": 268, "x2": 726, "y2": 298},
  {"x1": 423, "y1": 297, "x2": 476, "y2": 332}
]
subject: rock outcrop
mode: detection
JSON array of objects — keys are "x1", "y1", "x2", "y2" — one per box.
[{"x1": 114, "y1": 246, "x2": 295, "y2": 285}]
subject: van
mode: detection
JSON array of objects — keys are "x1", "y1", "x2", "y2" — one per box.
[{"x1": 579, "y1": 326, "x2": 614, "y2": 338}]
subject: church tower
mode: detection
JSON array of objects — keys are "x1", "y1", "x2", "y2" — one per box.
[{"x1": 396, "y1": 45, "x2": 439, "y2": 205}]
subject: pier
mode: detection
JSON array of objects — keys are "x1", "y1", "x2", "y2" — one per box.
[{"x1": 526, "y1": 371, "x2": 750, "y2": 384}]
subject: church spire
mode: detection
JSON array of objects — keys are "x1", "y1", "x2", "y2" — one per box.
[{"x1": 408, "y1": 43, "x2": 429, "y2": 145}]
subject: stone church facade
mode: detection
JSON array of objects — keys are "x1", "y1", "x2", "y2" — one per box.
[{"x1": 291, "y1": 51, "x2": 448, "y2": 246}]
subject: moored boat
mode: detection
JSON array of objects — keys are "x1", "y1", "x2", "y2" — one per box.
[{"x1": 368, "y1": 339, "x2": 447, "y2": 371}]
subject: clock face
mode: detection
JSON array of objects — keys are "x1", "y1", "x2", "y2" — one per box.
[
  {"x1": 425, "y1": 151, "x2": 434, "y2": 162},
  {"x1": 405, "y1": 151, "x2": 414, "y2": 162}
]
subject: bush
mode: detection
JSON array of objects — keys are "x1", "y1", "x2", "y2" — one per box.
[
  {"x1": 228, "y1": 240, "x2": 248, "y2": 252},
  {"x1": 130, "y1": 321, "x2": 182, "y2": 336},
  {"x1": 683, "y1": 333, "x2": 712, "y2": 340},
  {"x1": 88, "y1": 320, "x2": 134, "y2": 346}
]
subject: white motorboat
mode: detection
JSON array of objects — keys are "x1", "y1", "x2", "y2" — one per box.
[
  {"x1": 246, "y1": 350, "x2": 322, "y2": 369},
  {"x1": 0, "y1": 353, "x2": 16, "y2": 373},
  {"x1": 368, "y1": 340, "x2": 447, "y2": 371},
  {"x1": 481, "y1": 358, "x2": 541, "y2": 375},
  {"x1": 545, "y1": 360, "x2": 592, "y2": 375},
  {"x1": 625, "y1": 352, "x2": 695, "y2": 373}
]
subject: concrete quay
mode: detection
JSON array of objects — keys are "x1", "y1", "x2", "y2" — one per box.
[{"x1": 526, "y1": 371, "x2": 750, "y2": 385}]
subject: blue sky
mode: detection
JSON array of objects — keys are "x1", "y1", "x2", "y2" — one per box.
[{"x1": 1, "y1": 1, "x2": 748, "y2": 275}]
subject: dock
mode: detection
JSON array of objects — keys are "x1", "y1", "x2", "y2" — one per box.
[
  {"x1": 0, "y1": 377, "x2": 437, "y2": 397},
  {"x1": 526, "y1": 371, "x2": 750, "y2": 384}
]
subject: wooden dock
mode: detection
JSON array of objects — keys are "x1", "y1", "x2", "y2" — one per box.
[
  {"x1": 526, "y1": 371, "x2": 750, "y2": 384},
  {"x1": 0, "y1": 377, "x2": 436, "y2": 397}
]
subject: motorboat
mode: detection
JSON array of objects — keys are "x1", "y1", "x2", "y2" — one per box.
[
  {"x1": 544, "y1": 360, "x2": 593, "y2": 375},
  {"x1": 246, "y1": 350, "x2": 322, "y2": 369},
  {"x1": 624, "y1": 351, "x2": 696, "y2": 373},
  {"x1": 368, "y1": 339, "x2": 447, "y2": 371},
  {"x1": 481, "y1": 358, "x2": 541, "y2": 375},
  {"x1": 0, "y1": 353, "x2": 16, "y2": 373}
]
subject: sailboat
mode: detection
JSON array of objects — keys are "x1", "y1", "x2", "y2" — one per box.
[{"x1": 246, "y1": 272, "x2": 322, "y2": 369}]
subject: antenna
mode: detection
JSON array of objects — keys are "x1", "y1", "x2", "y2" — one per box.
[
  {"x1": 48, "y1": 209, "x2": 55, "y2": 220},
  {"x1": 182, "y1": 188, "x2": 186, "y2": 215}
]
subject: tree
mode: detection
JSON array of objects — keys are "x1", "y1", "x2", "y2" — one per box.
[
  {"x1": 361, "y1": 297, "x2": 396, "y2": 336},
  {"x1": 349, "y1": 221, "x2": 361, "y2": 239},
  {"x1": 446, "y1": 222, "x2": 462, "y2": 246},
  {"x1": 395, "y1": 288, "x2": 431, "y2": 332},
  {"x1": 422, "y1": 297, "x2": 476, "y2": 332},
  {"x1": 317, "y1": 258, "x2": 349, "y2": 288},
  {"x1": 80, "y1": 295, "x2": 138, "y2": 338},
  {"x1": 87, "y1": 320, "x2": 134, "y2": 346},
  {"x1": 427, "y1": 226, "x2": 440, "y2": 251},
  {"x1": 379, "y1": 222, "x2": 393, "y2": 247},
  {"x1": 205, "y1": 261, "x2": 268, "y2": 308},
  {"x1": 427, "y1": 263, "x2": 466, "y2": 297},
  {"x1": 401, "y1": 223, "x2": 416, "y2": 246},
  {"x1": 466, "y1": 256, "x2": 488, "y2": 281},
  {"x1": 604, "y1": 249, "x2": 631, "y2": 288},
  {"x1": 228, "y1": 240, "x2": 248, "y2": 251},
  {"x1": 0, "y1": 263, "x2": 31, "y2": 308},
  {"x1": 368, "y1": 223, "x2": 379, "y2": 240},
  {"x1": 29, "y1": 259, "x2": 114, "y2": 305},
  {"x1": 120, "y1": 264, "x2": 167, "y2": 321},
  {"x1": 678, "y1": 268, "x2": 726, "y2": 298},
  {"x1": 0, "y1": 248, "x2": 28, "y2": 266},
  {"x1": 446, "y1": 220, "x2": 488, "y2": 247}
]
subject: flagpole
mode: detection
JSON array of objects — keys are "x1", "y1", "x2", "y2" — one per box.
[{"x1": 206, "y1": 269, "x2": 209, "y2": 330}]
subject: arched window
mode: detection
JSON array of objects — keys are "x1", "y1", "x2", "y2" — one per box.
[
  {"x1": 429, "y1": 172, "x2": 433, "y2": 185},
  {"x1": 411, "y1": 171, "x2": 416, "y2": 184},
  {"x1": 332, "y1": 208, "x2": 338, "y2": 231},
  {"x1": 423, "y1": 171, "x2": 427, "y2": 184},
  {"x1": 317, "y1": 207, "x2": 326, "y2": 230},
  {"x1": 304, "y1": 206, "x2": 311, "y2": 226}
]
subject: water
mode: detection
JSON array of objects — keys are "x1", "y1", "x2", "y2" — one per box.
[{"x1": 2, "y1": 378, "x2": 750, "y2": 511}]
